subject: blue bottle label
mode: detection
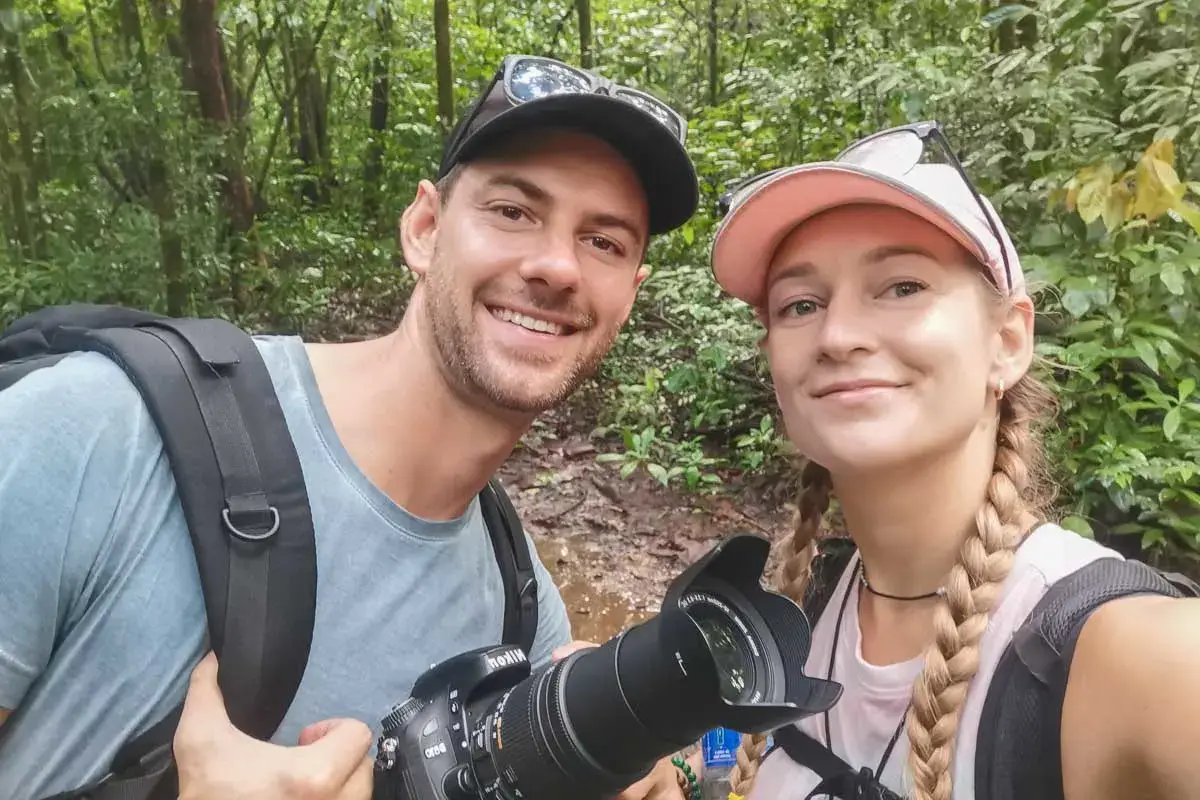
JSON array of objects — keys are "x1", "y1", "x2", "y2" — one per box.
[{"x1": 701, "y1": 727, "x2": 741, "y2": 768}]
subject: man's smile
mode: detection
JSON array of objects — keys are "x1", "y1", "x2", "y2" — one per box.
[{"x1": 487, "y1": 305, "x2": 577, "y2": 337}]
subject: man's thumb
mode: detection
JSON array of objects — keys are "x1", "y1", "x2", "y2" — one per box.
[
  {"x1": 178, "y1": 653, "x2": 230, "y2": 727},
  {"x1": 299, "y1": 718, "x2": 373, "y2": 780}
]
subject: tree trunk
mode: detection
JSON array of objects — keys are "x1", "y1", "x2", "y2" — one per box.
[
  {"x1": 180, "y1": 0, "x2": 257, "y2": 308},
  {"x1": 707, "y1": 0, "x2": 718, "y2": 105},
  {"x1": 122, "y1": 0, "x2": 187, "y2": 314},
  {"x1": 576, "y1": 0, "x2": 593, "y2": 69},
  {"x1": 2, "y1": 0, "x2": 39, "y2": 259},
  {"x1": 0, "y1": 112, "x2": 33, "y2": 261},
  {"x1": 280, "y1": 23, "x2": 330, "y2": 206},
  {"x1": 364, "y1": 3, "x2": 392, "y2": 223},
  {"x1": 434, "y1": 0, "x2": 454, "y2": 140}
]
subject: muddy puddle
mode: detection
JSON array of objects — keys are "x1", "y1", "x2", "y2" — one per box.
[
  {"x1": 534, "y1": 535, "x2": 656, "y2": 644},
  {"x1": 500, "y1": 418, "x2": 794, "y2": 647}
]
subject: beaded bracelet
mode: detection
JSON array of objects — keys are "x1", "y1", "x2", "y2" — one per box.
[{"x1": 670, "y1": 756, "x2": 700, "y2": 800}]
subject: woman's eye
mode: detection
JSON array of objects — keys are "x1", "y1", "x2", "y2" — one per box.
[
  {"x1": 782, "y1": 299, "x2": 819, "y2": 316},
  {"x1": 890, "y1": 280, "x2": 926, "y2": 297}
]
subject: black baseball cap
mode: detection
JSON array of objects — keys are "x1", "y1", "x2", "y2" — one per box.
[{"x1": 438, "y1": 55, "x2": 699, "y2": 236}]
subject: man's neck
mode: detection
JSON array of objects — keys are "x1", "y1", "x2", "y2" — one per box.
[{"x1": 305, "y1": 319, "x2": 532, "y2": 522}]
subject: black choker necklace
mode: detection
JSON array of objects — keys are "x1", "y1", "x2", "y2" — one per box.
[{"x1": 859, "y1": 567, "x2": 945, "y2": 602}]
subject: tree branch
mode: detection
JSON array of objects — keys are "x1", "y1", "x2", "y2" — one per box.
[
  {"x1": 82, "y1": 0, "x2": 111, "y2": 82},
  {"x1": 253, "y1": 0, "x2": 338, "y2": 193}
]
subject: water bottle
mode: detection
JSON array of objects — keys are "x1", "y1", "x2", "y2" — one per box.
[
  {"x1": 700, "y1": 727, "x2": 740, "y2": 800},
  {"x1": 699, "y1": 727, "x2": 773, "y2": 799}
]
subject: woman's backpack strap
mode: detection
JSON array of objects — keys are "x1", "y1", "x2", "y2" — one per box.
[
  {"x1": 975, "y1": 556, "x2": 1196, "y2": 800},
  {"x1": 803, "y1": 536, "x2": 858, "y2": 626}
]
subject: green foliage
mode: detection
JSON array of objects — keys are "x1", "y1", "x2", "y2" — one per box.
[{"x1": 0, "y1": 0, "x2": 1197, "y2": 556}]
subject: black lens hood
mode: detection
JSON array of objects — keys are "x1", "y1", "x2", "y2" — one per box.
[{"x1": 659, "y1": 533, "x2": 844, "y2": 733}]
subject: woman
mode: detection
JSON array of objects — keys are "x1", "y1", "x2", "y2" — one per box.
[{"x1": 708, "y1": 122, "x2": 1200, "y2": 800}]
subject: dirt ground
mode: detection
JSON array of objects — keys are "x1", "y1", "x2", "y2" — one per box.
[{"x1": 495, "y1": 402, "x2": 797, "y2": 645}]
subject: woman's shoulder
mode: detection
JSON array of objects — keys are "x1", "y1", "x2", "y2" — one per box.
[
  {"x1": 1009, "y1": 520, "x2": 1125, "y2": 589},
  {"x1": 982, "y1": 521, "x2": 1122, "y2": 636}
]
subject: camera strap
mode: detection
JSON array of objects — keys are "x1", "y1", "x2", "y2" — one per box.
[
  {"x1": 480, "y1": 479, "x2": 540, "y2": 655},
  {"x1": 771, "y1": 725, "x2": 903, "y2": 800}
]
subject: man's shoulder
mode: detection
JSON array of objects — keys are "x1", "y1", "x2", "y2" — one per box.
[{"x1": 0, "y1": 350, "x2": 152, "y2": 438}]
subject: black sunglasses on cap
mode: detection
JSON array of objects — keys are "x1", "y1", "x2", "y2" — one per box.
[
  {"x1": 439, "y1": 55, "x2": 698, "y2": 236},
  {"x1": 716, "y1": 121, "x2": 1014, "y2": 294}
]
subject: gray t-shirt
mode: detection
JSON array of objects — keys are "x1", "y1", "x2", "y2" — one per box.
[{"x1": 0, "y1": 335, "x2": 572, "y2": 799}]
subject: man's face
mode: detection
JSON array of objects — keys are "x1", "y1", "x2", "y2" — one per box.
[{"x1": 406, "y1": 130, "x2": 651, "y2": 414}]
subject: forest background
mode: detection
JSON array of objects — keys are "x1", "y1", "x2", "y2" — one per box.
[{"x1": 1, "y1": 0, "x2": 1198, "y2": 571}]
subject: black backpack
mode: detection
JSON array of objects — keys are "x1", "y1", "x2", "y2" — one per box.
[
  {"x1": 770, "y1": 536, "x2": 1200, "y2": 800},
  {"x1": 0, "y1": 303, "x2": 541, "y2": 800}
]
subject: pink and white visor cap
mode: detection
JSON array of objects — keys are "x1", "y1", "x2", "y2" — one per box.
[{"x1": 710, "y1": 160, "x2": 1027, "y2": 309}]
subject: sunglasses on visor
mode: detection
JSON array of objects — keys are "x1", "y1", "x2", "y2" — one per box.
[
  {"x1": 454, "y1": 55, "x2": 688, "y2": 147},
  {"x1": 717, "y1": 121, "x2": 1014, "y2": 294}
]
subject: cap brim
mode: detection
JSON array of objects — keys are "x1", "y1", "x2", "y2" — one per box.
[
  {"x1": 711, "y1": 163, "x2": 993, "y2": 307},
  {"x1": 444, "y1": 94, "x2": 698, "y2": 236}
]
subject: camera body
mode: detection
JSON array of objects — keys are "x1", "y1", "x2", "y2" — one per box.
[
  {"x1": 373, "y1": 533, "x2": 844, "y2": 800},
  {"x1": 374, "y1": 645, "x2": 532, "y2": 800}
]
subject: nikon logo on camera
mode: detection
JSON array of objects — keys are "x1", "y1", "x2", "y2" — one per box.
[{"x1": 486, "y1": 648, "x2": 527, "y2": 671}]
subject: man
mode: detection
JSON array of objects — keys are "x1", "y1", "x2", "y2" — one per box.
[{"x1": 0, "y1": 54, "x2": 698, "y2": 799}]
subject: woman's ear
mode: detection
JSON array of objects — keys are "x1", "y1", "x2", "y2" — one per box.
[
  {"x1": 399, "y1": 180, "x2": 441, "y2": 279},
  {"x1": 992, "y1": 295, "x2": 1036, "y2": 389}
]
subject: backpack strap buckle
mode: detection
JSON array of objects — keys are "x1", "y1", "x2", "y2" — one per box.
[{"x1": 223, "y1": 500, "x2": 281, "y2": 542}]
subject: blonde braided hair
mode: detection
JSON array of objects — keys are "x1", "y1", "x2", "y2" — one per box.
[{"x1": 727, "y1": 367, "x2": 1057, "y2": 799}]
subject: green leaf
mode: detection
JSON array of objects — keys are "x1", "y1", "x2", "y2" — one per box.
[
  {"x1": 983, "y1": 4, "x2": 1036, "y2": 28},
  {"x1": 1061, "y1": 289, "x2": 1094, "y2": 318},
  {"x1": 620, "y1": 461, "x2": 638, "y2": 479},
  {"x1": 1163, "y1": 407, "x2": 1181, "y2": 441},
  {"x1": 1061, "y1": 515, "x2": 1094, "y2": 539},
  {"x1": 647, "y1": 463, "x2": 670, "y2": 486},
  {"x1": 1161, "y1": 263, "x2": 1186, "y2": 295},
  {"x1": 1180, "y1": 379, "x2": 1196, "y2": 403},
  {"x1": 1142, "y1": 529, "x2": 1166, "y2": 551},
  {"x1": 1133, "y1": 337, "x2": 1160, "y2": 373}
]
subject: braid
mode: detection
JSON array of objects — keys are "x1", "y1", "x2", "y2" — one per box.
[
  {"x1": 727, "y1": 459, "x2": 832, "y2": 797},
  {"x1": 904, "y1": 386, "x2": 1037, "y2": 800}
]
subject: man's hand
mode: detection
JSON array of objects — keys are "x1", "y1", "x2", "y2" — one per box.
[
  {"x1": 614, "y1": 756, "x2": 687, "y2": 800},
  {"x1": 175, "y1": 652, "x2": 374, "y2": 800},
  {"x1": 552, "y1": 642, "x2": 687, "y2": 800}
]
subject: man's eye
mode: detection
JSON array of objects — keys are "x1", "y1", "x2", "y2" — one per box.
[
  {"x1": 497, "y1": 205, "x2": 526, "y2": 221},
  {"x1": 589, "y1": 236, "x2": 619, "y2": 253}
]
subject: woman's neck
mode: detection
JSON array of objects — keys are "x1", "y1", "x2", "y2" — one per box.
[{"x1": 833, "y1": 425, "x2": 998, "y2": 599}]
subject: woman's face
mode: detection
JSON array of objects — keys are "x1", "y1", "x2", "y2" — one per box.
[{"x1": 760, "y1": 204, "x2": 1029, "y2": 476}]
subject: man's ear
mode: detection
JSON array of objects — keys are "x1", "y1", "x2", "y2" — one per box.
[
  {"x1": 616, "y1": 265, "x2": 652, "y2": 325},
  {"x1": 993, "y1": 295, "x2": 1036, "y2": 390},
  {"x1": 399, "y1": 179, "x2": 441, "y2": 278}
]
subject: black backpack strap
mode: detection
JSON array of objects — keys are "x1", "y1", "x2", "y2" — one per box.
[
  {"x1": 802, "y1": 536, "x2": 858, "y2": 627},
  {"x1": 28, "y1": 315, "x2": 317, "y2": 800},
  {"x1": 480, "y1": 478, "x2": 539, "y2": 655},
  {"x1": 975, "y1": 557, "x2": 1192, "y2": 800}
]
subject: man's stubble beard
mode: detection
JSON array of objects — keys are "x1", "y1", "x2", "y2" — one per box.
[{"x1": 423, "y1": 248, "x2": 622, "y2": 414}]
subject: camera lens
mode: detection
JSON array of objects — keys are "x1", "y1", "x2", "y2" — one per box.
[
  {"x1": 464, "y1": 534, "x2": 843, "y2": 800},
  {"x1": 689, "y1": 602, "x2": 756, "y2": 704}
]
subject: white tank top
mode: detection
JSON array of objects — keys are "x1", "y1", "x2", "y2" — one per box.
[{"x1": 747, "y1": 523, "x2": 1122, "y2": 799}]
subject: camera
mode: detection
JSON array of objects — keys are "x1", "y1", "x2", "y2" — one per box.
[{"x1": 371, "y1": 533, "x2": 843, "y2": 800}]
